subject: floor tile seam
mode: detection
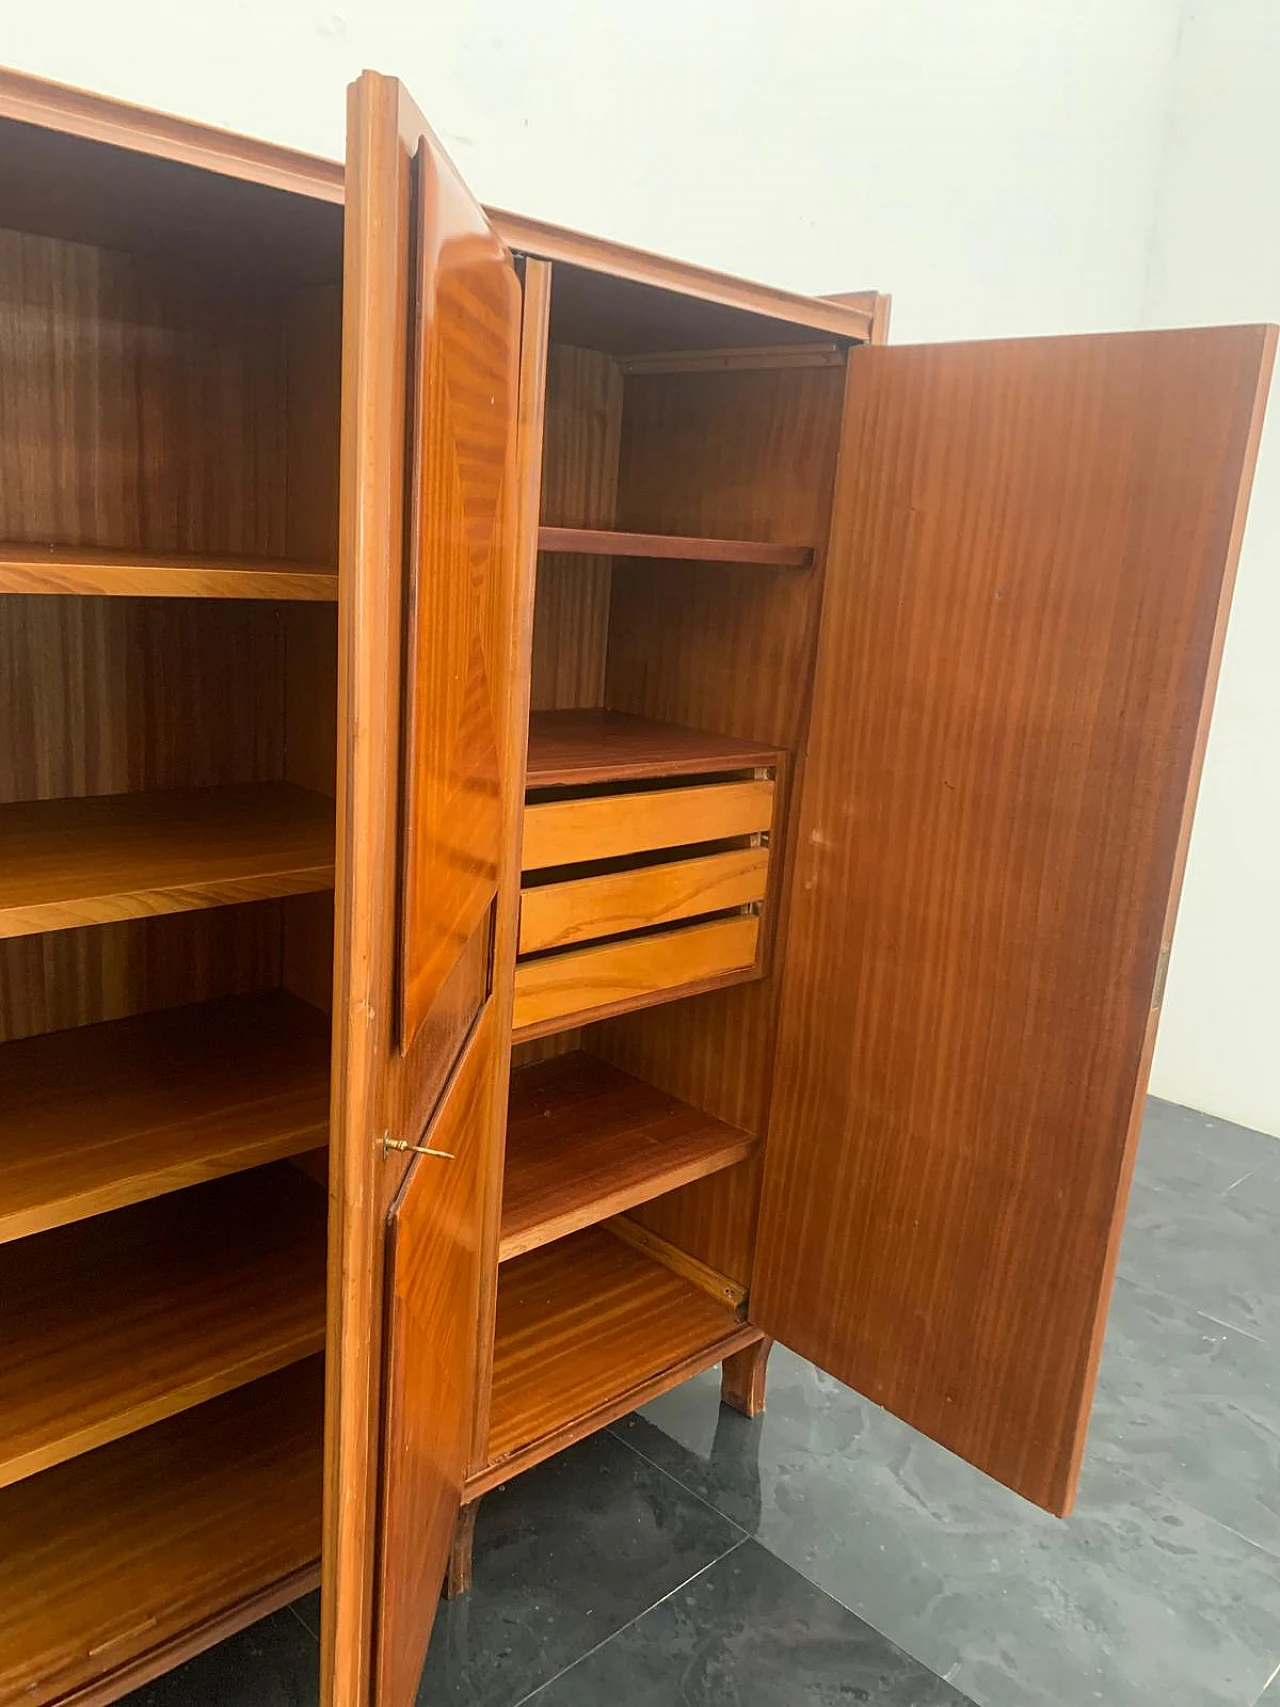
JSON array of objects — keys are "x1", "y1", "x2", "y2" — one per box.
[
  {"x1": 507, "y1": 1533, "x2": 753, "y2": 1707},
  {"x1": 605, "y1": 1421, "x2": 752, "y2": 1541},
  {"x1": 286, "y1": 1601, "x2": 320, "y2": 1643},
  {"x1": 1112, "y1": 1265, "x2": 1272, "y2": 1344}
]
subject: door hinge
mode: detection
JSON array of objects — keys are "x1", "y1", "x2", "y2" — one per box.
[{"x1": 381, "y1": 1130, "x2": 454, "y2": 1161}]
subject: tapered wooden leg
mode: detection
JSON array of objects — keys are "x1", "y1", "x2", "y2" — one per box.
[
  {"x1": 443, "y1": 1500, "x2": 478, "y2": 1600},
  {"x1": 720, "y1": 1336, "x2": 774, "y2": 1418}
]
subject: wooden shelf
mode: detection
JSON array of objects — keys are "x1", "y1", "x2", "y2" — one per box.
[
  {"x1": 501, "y1": 1052, "x2": 757, "y2": 1261},
  {"x1": 0, "y1": 1358, "x2": 323, "y2": 1707},
  {"x1": 486, "y1": 1225, "x2": 744, "y2": 1467},
  {"x1": 0, "y1": 782, "x2": 334, "y2": 937},
  {"x1": 0, "y1": 544, "x2": 339, "y2": 601},
  {"x1": 0, "y1": 1165, "x2": 326, "y2": 1489},
  {"x1": 0, "y1": 990, "x2": 330, "y2": 1246},
  {"x1": 538, "y1": 526, "x2": 812, "y2": 568},
  {"x1": 526, "y1": 709, "x2": 783, "y2": 789}
]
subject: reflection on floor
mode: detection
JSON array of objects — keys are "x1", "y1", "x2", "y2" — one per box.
[{"x1": 120, "y1": 1096, "x2": 1280, "y2": 1706}]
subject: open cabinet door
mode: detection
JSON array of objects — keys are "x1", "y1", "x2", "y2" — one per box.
[
  {"x1": 324, "y1": 74, "x2": 523, "y2": 1707},
  {"x1": 752, "y1": 327, "x2": 1275, "y2": 1516}
]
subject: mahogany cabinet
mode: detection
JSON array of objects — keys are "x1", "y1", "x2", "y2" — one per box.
[{"x1": 0, "y1": 61, "x2": 1272, "y2": 1707}]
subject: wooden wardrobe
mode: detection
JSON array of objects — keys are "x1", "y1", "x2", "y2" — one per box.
[{"x1": 0, "y1": 61, "x2": 1271, "y2": 1707}]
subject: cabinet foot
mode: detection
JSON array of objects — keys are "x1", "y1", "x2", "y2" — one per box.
[
  {"x1": 720, "y1": 1336, "x2": 773, "y2": 1418},
  {"x1": 443, "y1": 1500, "x2": 478, "y2": 1600}
]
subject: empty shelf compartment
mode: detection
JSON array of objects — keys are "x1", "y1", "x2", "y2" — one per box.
[
  {"x1": 0, "y1": 1358, "x2": 323, "y2": 1707},
  {"x1": 501, "y1": 1051, "x2": 758, "y2": 1259},
  {"x1": 487, "y1": 1225, "x2": 747, "y2": 1469},
  {"x1": 0, "y1": 1165, "x2": 326, "y2": 1488},
  {"x1": 0, "y1": 990, "x2": 330, "y2": 1245}
]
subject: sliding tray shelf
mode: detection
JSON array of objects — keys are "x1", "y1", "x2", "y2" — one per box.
[{"x1": 516, "y1": 711, "x2": 783, "y2": 1038}]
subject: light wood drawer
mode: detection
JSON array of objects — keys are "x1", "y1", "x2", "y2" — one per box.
[
  {"x1": 513, "y1": 915, "x2": 760, "y2": 1038},
  {"x1": 519, "y1": 847, "x2": 769, "y2": 956},
  {"x1": 522, "y1": 778, "x2": 774, "y2": 872}
]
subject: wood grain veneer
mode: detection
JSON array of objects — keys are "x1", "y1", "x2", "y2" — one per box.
[
  {"x1": 0, "y1": 905, "x2": 282, "y2": 1047},
  {"x1": 525, "y1": 709, "x2": 781, "y2": 787},
  {"x1": 0, "y1": 782, "x2": 334, "y2": 937},
  {"x1": 522, "y1": 778, "x2": 774, "y2": 871},
  {"x1": 753, "y1": 326, "x2": 1277, "y2": 1516},
  {"x1": 591, "y1": 359, "x2": 847, "y2": 1283},
  {"x1": 513, "y1": 914, "x2": 760, "y2": 1039},
  {"x1": 0, "y1": 1357, "x2": 324, "y2": 1707},
  {"x1": 486, "y1": 1225, "x2": 742, "y2": 1467},
  {"x1": 0, "y1": 1164, "x2": 326, "y2": 1489},
  {"x1": 520, "y1": 847, "x2": 769, "y2": 955},
  {"x1": 537, "y1": 527, "x2": 812, "y2": 567},
  {"x1": 0, "y1": 989, "x2": 329, "y2": 1244},
  {"x1": 500, "y1": 1051, "x2": 757, "y2": 1260},
  {"x1": 531, "y1": 344, "x2": 622, "y2": 712},
  {"x1": 326, "y1": 74, "x2": 528, "y2": 1707},
  {"x1": 0, "y1": 545, "x2": 337, "y2": 600}
]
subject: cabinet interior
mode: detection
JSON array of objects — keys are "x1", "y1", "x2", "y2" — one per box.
[
  {"x1": 0, "y1": 114, "x2": 852, "y2": 1700},
  {"x1": 0, "y1": 123, "x2": 341, "y2": 1705}
]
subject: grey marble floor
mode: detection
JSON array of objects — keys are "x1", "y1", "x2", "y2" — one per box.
[{"x1": 120, "y1": 1095, "x2": 1280, "y2": 1706}]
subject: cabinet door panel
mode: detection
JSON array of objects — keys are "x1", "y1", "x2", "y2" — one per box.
[
  {"x1": 753, "y1": 327, "x2": 1274, "y2": 1514},
  {"x1": 325, "y1": 73, "x2": 522, "y2": 1707}
]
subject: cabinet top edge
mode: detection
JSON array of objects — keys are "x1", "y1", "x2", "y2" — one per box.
[{"x1": 0, "y1": 62, "x2": 879, "y2": 342}]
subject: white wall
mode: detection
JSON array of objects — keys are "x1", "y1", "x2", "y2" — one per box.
[
  {"x1": 4, "y1": 0, "x2": 1178, "y2": 341},
  {"x1": 10, "y1": 0, "x2": 1278, "y2": 1131},
  {"x1": 1143, "y1": 3, "x2": 1280, "y2": 1136}
]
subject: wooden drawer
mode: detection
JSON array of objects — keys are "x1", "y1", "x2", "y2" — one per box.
[
  {"x1": 513, "y1": 915, "x2": 760, "y2": 1038},
  {"x1": 522, "y1": 778, "x2": 774, "y2": 871},
  {"x1": 519, "y1": 847, "x2": 769, "y2": 955}
]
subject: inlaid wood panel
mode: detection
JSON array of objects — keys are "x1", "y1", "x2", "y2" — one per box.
[
  {"x1": 530, "y1": 343, "x2": 622, "y2": 711},
  {"x1": 377, "y1": 1007, "x2": 498, "y2": 1707},
  {"x1": 397, "y1": 128, "x2": 521, "y2": 1045},
  {"x1": 0, "y1": 227, "x2": 289, "y2": 558},
  {"x1": 754, "y1": 327, "x2": 1276, "y2": 1515},
  {"x1": 0, "y1": 1357, "x2": 323, "y2": 1707}
]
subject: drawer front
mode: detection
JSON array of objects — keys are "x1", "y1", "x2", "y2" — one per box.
[
  {"x1": 519, "y1": 847, "x2": 769, "y2": 956},
  {"x1": 522, "y1": 779, "x2": 774, "y2": 872},
  {"x1": 513, "y1": 915, "x2": 760, "y2": 1038}
]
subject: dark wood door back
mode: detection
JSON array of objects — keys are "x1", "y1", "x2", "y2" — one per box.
[{"x1": 752, "y1": 326, "x2": 1275, "y2": 1514}]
